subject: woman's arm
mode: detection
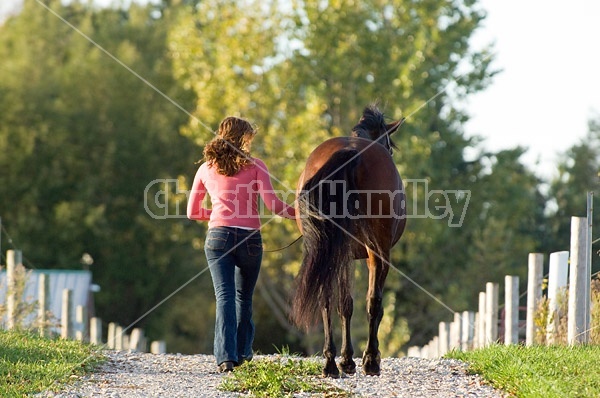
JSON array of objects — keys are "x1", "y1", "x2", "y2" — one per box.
[
  {"x1": 255, "y1": 160, "x2": 296, "y2": 220},
  {"x1": 187, "y1": 166, "x2": 212, "y2": 221}
]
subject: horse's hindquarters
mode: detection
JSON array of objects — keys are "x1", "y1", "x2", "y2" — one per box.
[{"x1": 293, "y1": 119, "x2": 407, "y2": 376}]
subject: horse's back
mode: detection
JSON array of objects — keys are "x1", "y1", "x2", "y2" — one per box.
[
  {"x1": 298, "y1": 136, "x2": 395, "y2": 186},
  {"x1": 297, "y1": 136, "x2": 406, "y2": 253}
]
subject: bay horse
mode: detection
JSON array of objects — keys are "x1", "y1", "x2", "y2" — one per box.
[{"x1": 290, "y1": 104, "x2": 406, "y2": 377}]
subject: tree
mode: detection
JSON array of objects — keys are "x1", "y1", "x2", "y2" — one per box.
[
  {"x1": 170, "y1": 0, "x2": 502, "y2": 354},
  {"x1": 0, "y1": 0, "x2": 204, "y2": 351},
  {"x1": 2, "y1": 0, "x2": 556, "y2": 355},
  {"x1": 546, "y1": 115, "x2": 600, "y2": 273},
  {"x1": 286, "y1": 0, "x2": 501, "y2": 352}
]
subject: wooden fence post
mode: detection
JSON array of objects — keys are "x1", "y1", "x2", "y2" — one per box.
[
  {"x1": 526, "y1": 253, "x2": 544, "y2": 346},
  {"x1": 462, "y1": 311, "x2": 475, "y2": 350},
  {"x1": 473, "y1": 312, "x2": 480, "y2": 348},
  {"x1": 450, "y1": 312, "x2": 462, "y2": 351},
  {"x1": 115, "y1": 325, "x2": 124, "y2": 350},
  {"x1": 90, "y1": 317, "x2": 102, "y2": 345},
  {"x1": 504, "y1": 275, "x2": 519, "y2": 345},
  {"x1": 477, "y1": 291, "x2": 486, "y2": 348},
  {"x1": 485, "y1": 282, "x2": 499, "y2": 345},
  {"x1": 6, "y1": 249, "x2": 22, "y2": 330},
  {"x1": 431, "y1": 336, "x2": 439, "y2": 358},
  {"x1": 407, "y1": 346, "x2": 421, "y2": 358},
  {"x1": 129, "y1": 328, "x2": 145, "y2": 352},
  {"x1": 547, "y1": 251, "x2": 568, "y2": 344},
  {"x1": 585, "y1": 192, "x2": 593, "y2": 340},
  {"x1": 75, "y1": 305, "x2": 87, "y2": 342},
  {"x1": 107, "y1": 322, "x2": 117, "y2": 349},
  {"x1": 37, "y1": 273, "x2": 50, "y2": 337},
  {"x1": 150, "y1": 341, "x2": 167, "y2": 354},
  {"x1": 438, "y1": 321, "x2": 449, "y2": 356},
  {"x1": 61, "y1": 289, "x2": 73, "y2": 339},
  {"x1": 568, "y1": 217, "x2": 589, "y2": 344}
]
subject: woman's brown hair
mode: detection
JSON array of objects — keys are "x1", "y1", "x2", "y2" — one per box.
[{"x1": 203, "y1": 117, "x2": 256, "y2": 176}]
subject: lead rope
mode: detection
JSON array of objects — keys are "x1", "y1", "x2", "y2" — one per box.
[{"x1": 263, "y1": 235, "x2": 303, "y2": 252}]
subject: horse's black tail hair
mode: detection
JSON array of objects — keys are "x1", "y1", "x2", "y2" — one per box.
[{"x1": 290, "y1": 149, "x2": 365, "y2": 331}]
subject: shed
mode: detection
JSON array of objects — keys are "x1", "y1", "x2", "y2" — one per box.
[{"x1": 0, "y1": 269, "x2": 96, "y2": 330}]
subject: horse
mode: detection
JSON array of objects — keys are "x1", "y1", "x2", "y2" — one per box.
[{"x1": 290, "y1": 104, "x2": 407, "y2": 377}]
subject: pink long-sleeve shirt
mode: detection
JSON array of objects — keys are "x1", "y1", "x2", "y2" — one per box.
[{"x1": 187, "y1": 158, "x2": 296, "y2": 229}]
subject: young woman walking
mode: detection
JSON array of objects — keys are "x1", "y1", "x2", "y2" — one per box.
[{"x1": 187, "y1": 116, "x2": 296, "y2": 372}]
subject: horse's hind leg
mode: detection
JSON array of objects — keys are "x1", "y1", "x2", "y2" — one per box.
[
  {"x1": 338, "y1": 295, "x2": 356, "y2": 375},
  {"x1": 362, "y1": 250, "x2": 389, "y2": 376},
  {"x1": 322, "y1": 304, "x2": 340, "y2": 378}
]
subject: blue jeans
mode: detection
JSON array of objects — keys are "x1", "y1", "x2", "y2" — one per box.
[{"x1": 204, "y1": 227, "x2": 262, "y2": 366}]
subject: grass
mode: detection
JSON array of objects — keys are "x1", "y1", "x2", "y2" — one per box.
[
  {"x1": 446, "y1": 344, "x2": 600, "y2": 397},
  {"x1": 219, "y1": 354, "x2": 349, "y2": 397},
  {"x1": 0, "y1": 329, "x2": 105, "y2": 397},
  {"x1": 5, "y1": 329, "x2": 600, "y2": 398},
  {"x1": 222, "y1": 344, "x2": 600, "y2": 397}
]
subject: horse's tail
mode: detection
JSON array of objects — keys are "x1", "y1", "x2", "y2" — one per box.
[{"x1": 290, "y1": 149, "x2": 362, "y2": 331}]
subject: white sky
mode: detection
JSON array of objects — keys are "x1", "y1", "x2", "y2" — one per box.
[
  {"x1": 2, "y1": 0, "x2": 599, "y2": 181},
  {"x1": 465, "y1": 0, "x2": 600, "y2": 180}
]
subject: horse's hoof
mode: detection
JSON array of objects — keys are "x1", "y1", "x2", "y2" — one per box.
[
  {"x1": 322, "y1": 362, "x2": 340, "y2": 378},
  {"x1": 339, "y1": 359, "x2": 356, "y2": 375},
  {"x1": 322, "y1": 368, "x2": 340, "y2": 378},
  {"x1": 362, "y1": 352, "x2": 381, "y2": 376},
  {"x1": 363, "y1": 365, "x2": 381, "y2": 376}
]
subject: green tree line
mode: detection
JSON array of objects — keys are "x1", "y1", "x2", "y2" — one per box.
[{"x1": 0, "y1": 0, "x2": 598, "y2": 354}]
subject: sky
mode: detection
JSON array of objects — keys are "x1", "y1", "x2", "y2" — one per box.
[
  {"x1": 1, "y1": 0, "x2": 599, "y2": 180},
  {"x1": 464, "y1": 0, "x2": 600, "y2": 180}
]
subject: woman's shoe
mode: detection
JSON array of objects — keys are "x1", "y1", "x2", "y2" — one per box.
[
  {"x1": 237, "y1": 356, "x2": 252, "y2": 366},
  {"x1": 218, "y1": 361, "x2": 235, "y2": 373}
]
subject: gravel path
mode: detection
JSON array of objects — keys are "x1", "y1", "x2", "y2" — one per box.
[{"x1": 39, "y1": 351, "x2": 508, "y2": 397}]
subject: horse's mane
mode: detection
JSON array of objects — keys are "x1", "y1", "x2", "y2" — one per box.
[{"x1": 351, "y1": 104, "x2": 398, "y2": 151}]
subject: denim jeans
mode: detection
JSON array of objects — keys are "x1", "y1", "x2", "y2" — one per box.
[{"x1": 204, "y1": 227, "x2": 262, "y2": 366}]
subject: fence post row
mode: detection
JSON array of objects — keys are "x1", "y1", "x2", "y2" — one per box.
[
  {"x1": 409, "y1": 211, "x2": 593, "y2": 358},
  {"x1": 2, "y1": 249, "x2": 166, "y2": 354}
]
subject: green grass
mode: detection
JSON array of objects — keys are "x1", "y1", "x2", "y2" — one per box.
[
  {"x1": 0, "y1": 329, "x2": 105, "y2": 397},
  {"x1": 7, "y1": 330, "x2": 600, "y2": 398},
  {"x1": 219, "y1": 354, "x2": 349, "y2": 397},
  {"x1": 446, "y1": 344, "x2": 600, "y2": 397}
]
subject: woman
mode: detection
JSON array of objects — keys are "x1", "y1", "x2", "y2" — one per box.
[{"x1": 187, "y1": 116, "x2": 296, "y2": 373}]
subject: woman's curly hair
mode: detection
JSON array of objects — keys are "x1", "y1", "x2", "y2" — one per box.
[{"x1": 203, "y1": 117, "x2": 256, "y2": 176}]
